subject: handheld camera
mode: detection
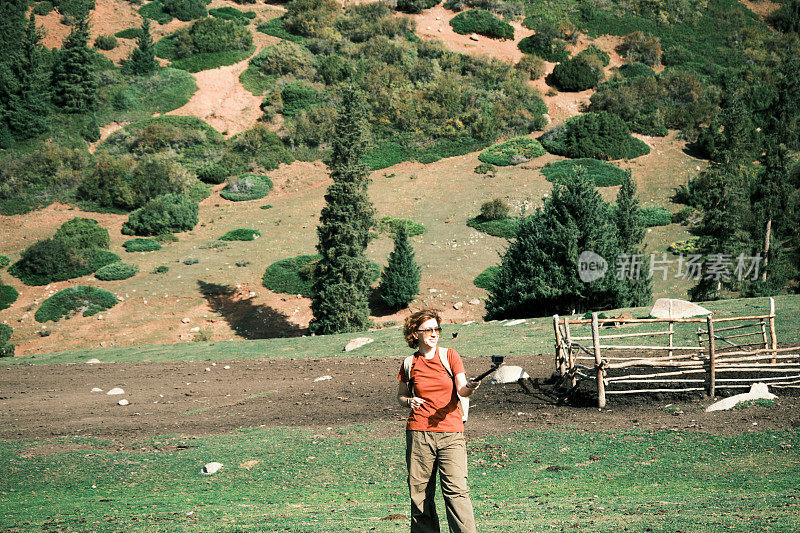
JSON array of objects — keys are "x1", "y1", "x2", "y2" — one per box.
[{"x1": 473, "y1": 355, "x2": 505, "y2": 382}]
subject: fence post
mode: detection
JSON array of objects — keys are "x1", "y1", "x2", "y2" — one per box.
[
  {"x1": 564, "y1": 318, "x2": 574, "y2": 384},
  {"x1": 553, "y1": 315, "x2": 564, "y2": 375},
  {"x1": 668, "y1": 320, "x2": 674, "y2": 359},
  {"x1": 769, "y1": 297, "x2": 777, "y2": 364},
  {"x1": 592, "y1": 313, "x2": 606, "y2": 408},
  {"x1": 706, "y1": 314, "x2": 716, "y2": 398}
]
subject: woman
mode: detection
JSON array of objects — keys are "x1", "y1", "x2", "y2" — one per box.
[{"x1": 397, "y1": 308, "x2": 479, "y2": 533}]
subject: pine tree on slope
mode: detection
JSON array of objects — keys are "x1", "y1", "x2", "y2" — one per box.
[
  {"x1": 379, "y1": 223, "x2": 421, "y2": 310},
  {"x1": 52, "y1": 6, "x2": 98, "y2": 113},
  {"x1": 124, "y1": 18, "x2": 159, "y2": 76}
]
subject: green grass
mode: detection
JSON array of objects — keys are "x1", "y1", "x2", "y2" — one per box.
[
  {"x1": 541, "y1": 158, "x2": 627, "y2": 187},
  {"x1": 139, "y1": 1, "x2": 172, "y2": 25},
  {"x1": 1, "y1": 425, "x2": 798, "y2": 531},
  {"x1": 5, "y1": 296, "x2": 797, "y2": 366},
  {"x1": 478, "y1": 137, "x2": 546, "y2": 166},
  {"x1": 98, "y1": 68, "x2": 198, "y2": 125},
  {"x1": 474, "y1": 265, "x2": 500, "y2": 290},
  {"x1": 466, "y1": 216, "x2": 521, "y2": 239},
  {"x1": 170, "y1": 46, "x2": 256, "y2": 73},
  {"x1": 239, "y1": 66, "x2": 276, "y2": 96},
  {"x1": 375, "y1": 217, "x2": 426, "y2": 237}
]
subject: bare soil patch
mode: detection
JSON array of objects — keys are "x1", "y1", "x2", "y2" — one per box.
[{"x1": 2, "y1": 354, "x2": 798, "y2": 451}]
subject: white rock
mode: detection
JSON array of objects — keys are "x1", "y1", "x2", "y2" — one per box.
[
  {"x1": 190, "y1": 327, "x2": 200, "y2": 333},
  {"x1": 344, "y1": 337, "x2": 374, "y2": 352},
  {"x1": 182, "y1": 317, "x2": 191, "y2": 324},
  {"x1": 86, "y1": 358, "x2": 101, "y2": 364},
  {"x1": 705, "y1": 383, "x2": 777, "y2": 412},
  {"x1": 469, "y1": 299, "x2": 481, "y2": 306},
  {"x1": 224, "y1": 365, "x2": 231, "y2": 370},
  {"x1": 469, "y1": 33, "x2": 479, "y2": 41},
  {"x1": 650, "y1": 298, "x2": 710, "y2": 319},
  {"x1": 487, "y1": 365, "x2": 530, "y2": 384},
  {"x1": 453, "y1": 302, "x2": 463, "y2": 310},
  {"x1": 107, "y1": 387, "x2": 125, "y2": 395},
  {"x1": 117, "y1": 399, "x2": 129, "y2": 406},
  {"x1": 462, "y1": 321, "x2": 475, "y2": 325},
  {"x1": 504, "y1": 319, "x2": 527, "y2": 326},
  {"x1": 201, "y1": 462, "x2": 223, "y2": 475},
  {"x1": 314, "y1": 375, "x2": 332, "y2": 382},
  {"x1": 91, "y1": 387, "x2": 103, "y2": 392}
]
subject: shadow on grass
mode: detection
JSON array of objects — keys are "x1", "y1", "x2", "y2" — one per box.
[
  {"x1": 682, "y1": 141, "x2": 710, "y2": 160},
  {"x1": 198, "y1": 280, "x2": 305, "y2": 339}
]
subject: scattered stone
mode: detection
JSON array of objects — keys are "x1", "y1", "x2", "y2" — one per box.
[
  {"x1": 453, "y1": 302, "x2": 463, "y2": 310},
  {"x1": 469, "y1": 33, "x2": 479, "y2": 41},
  {"x1": 314, "y1": 375, "x2": 332, "y2": 382},
  {"x1": 107, "y1": 387, "x2": 124, "y2": 395},
  {"x1": 706, "y1": 383, "x2": 777, "y2": 412},
  {"x1": 190, "y1": 327, "x2": 200, "y2": 333},
  {"x1": 469, "y1": 299, "x2": 481, "y2": 306},
  {"x1": 96, "y1": 315, "x2": 103, "y2": 320},
  {"x1": 205, "y1": 367, "x2": 211, "y2": 372},
  {"x1": 201, "y1": 462, "x2": 223, "y2": 475},
  {"x1": 224, "y1": 365, "x2": 231, "y2": 370},
  {"x1": 344, "y1": 337, "x2": 374, "y2": 352},
  {"x1": 504, "y1": 319, "x2": 527, "y2": 326},
  {"x1": 462, "y1": 321, "x2": 475, "y2": 325},
  {"x1": 181, "y1": 317, "x2": 191, "y2": 324},
  {"x1": 650, "y1": 298, "x2": 710, "y2": 319},
  {"x1": 86, "y1": 358, "x2": 101, "y2": 364},
  {"x1": 117, "y1": 399, "x2": 129, "y2": 406},
  {"x1": 487, "y1": 365, "x2": 530, "y2": 384},
  {"x1": 91, "y1": 387, "x2": 103, "y2": 392}
]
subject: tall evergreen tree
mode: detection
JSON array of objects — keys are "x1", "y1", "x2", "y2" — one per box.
[
  {"x1": 615, "y1": 170, "x2": 652, "y2": 306},
  {"x1": 0, "y1": 0, "x2": 28, "y2": 146},
  {"x1": 309, "y1": 88, "x2": 375, "y2": 335},
  {"x1": 6, "y1": 14, "x2": 51, "y2": 138},
  {"x1": 124, "y1": 18, "x2": 158, "y2": 76},
  {"x1": 52, "y1": 6, "x2": 98, "y2": 113},
  {"x1": 379, "y1": 224, "x2": 421, "y2": 310},
  {"x1": 486, "y1": 170, "x2": 624, "y2": 319}
]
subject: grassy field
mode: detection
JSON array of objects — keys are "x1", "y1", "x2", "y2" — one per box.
[
  {"x1": 2, "y1": 295, "x2": 798, "y2": 366},
  {"x1": 1, "y1": 424, "x2": 798, "y2": 532}
]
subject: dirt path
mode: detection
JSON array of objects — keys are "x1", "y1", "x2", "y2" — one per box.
[{"x1": 2, "y1": 354, "x2": 798, "y2": 450}]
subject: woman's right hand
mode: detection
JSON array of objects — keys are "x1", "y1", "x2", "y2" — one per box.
[{"x1": 409, "y1": 397, "x2": 426, "y2": 410}]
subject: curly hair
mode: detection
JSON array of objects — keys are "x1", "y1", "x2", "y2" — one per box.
[{"x1": 403, "y1": 308, "x2": 441, "y2": 349}]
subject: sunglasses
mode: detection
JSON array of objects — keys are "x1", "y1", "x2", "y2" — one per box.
[{"x1": 417, "y1": 327, "x2": 442, "y2": 334}]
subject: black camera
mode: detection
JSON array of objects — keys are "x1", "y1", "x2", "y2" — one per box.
[{"x1": 491, "y1": 355, "x2": 504, "y2": 366}]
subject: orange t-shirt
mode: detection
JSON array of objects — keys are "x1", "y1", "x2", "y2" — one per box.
[{"x1": 398, "y1": 348, "x2": 465, "y2": 433}]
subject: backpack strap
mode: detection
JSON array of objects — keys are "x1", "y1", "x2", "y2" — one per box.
[{"x1": 438, "y1": 347, "x2": 469, "y2": 423}]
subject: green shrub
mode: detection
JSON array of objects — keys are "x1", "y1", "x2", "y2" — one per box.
[
  {"x1": 619, "y1": 62, "x2": 655, "y2": 79},
  {"x1": 183, "y1": 257, "x2": 199, "y2": 265},
  {"x1": 672, "y1": 205, "x2": 699, "y2": 225},
  {"x1": 466, "y1": 216, "x2": 519, "y2": 238},
  {"x1": 220, "y1": 174, "x2": 274, "y2": 201},
  {"x1": 0, "y1": 255, "x2": 9, "y2": 268},
  {"x1": 284, "y1": 0, "x2": 340, "y2": 38},
  {"x1": 152, "y1": 265, "x2": 170, "y2": 273},
  {"x1": 115, "y1": 28, "x2": 143, "y2": 39},
  {"x1": 197, "y1": 161, "x2": 232, "y2": 184},
  {"x1": 541, "y1": 158, "x2": 626, "y2": 187},
  {"x1": 209, "y1": 6, "x2": 257, "y2": 22},
  {"x1": 184, "y1": 16, "x2": 253, "y2": 54},
  {"x1": 480, "y1": 198, "x2": 510, "y2": 221},
  {"x1": 478, "y1": 137, "x2": 545, "y2": 166},
  {"x1": 638, "y1": 205, "x2": 672, "y2": 227},
  {"x1": 550, "y1": 57, "x2": 603, "y2": 92},
  {"x1": 518, "y1": 27, "x2": 568, "y2": 62},
  {"x1": 33, "y1": 1, "x2": 54, "y2": 15},
  {"x1": 281, "y1": 82, "x2": 321, "y2": 117},
  {"x1": 263, "y1": 254, "x2": 379, "y2": 296},
  {"x1": 250, "y1": 41, "x2": 316, "y2": 77},
  {"x1": 121, "y1": 193, "x2": 199, "y2": 236},
  {"x1": 0, "y1": 283, "x2": 19, "y2": 311},
  {"x1": 474, "y1": 162, "x2": 494, "y2": 174},
  {"x1": 35, "y1": 286, "x2": 119, "y2": 323},
  {"x1": 225, "y1": 125, "x2": 294, "y2": 171},
  {"x1": 220, "y1": 229, "x2": 261, "y2": 241},
  {"x1": 576, "y1": 44, "x2": 610, "y2": 67},
  {"x1": 668, "y1": 236, "x2": 700, "y2": 254},
  {"x1": 396, "y1": 0, "x2": 439, "y2": 13},
  {"x1": 123, "y1": 238, "x2": 162, "y2": 252},
  {"x1": 450, "y1": 9, "x2": 514, "y2": 40},
  {"x1": 139, "y1": 1, "x2": 173, "y2": 24},
  {"x1": 162, "y1": 0, "x2": 207, "y2": 21},
  {"x1": 0, "y1": 323, "x2": 13, "y2": 357},
  {"x1": 95, "y1": 35, "x2": 118, "y2": 50},
  {"x1": 514, "y1": 54, "x2": 546, "y2": 80},
  {"x1": 473, "y1": 265, "x2": 499, "y2": 290},
  {"x1": 768, "y1": 0, "x2": 800, "y2": 34},
  {"x1": 618, "y1": 32, "x2": 662, "y2": 66},
  {"x1": 9, "y1": 239, "x2": 120, "y2": 286},
  {"x1": 443, "y1": 0, "x2": 523, "y2": 19},
  {"x1": 376, "y1": 217, "x2": 426, "y2": 237},
  {"x1": 95, "y1": 261, "x2": 140, "y2": 281},
  {"x1": 53, "y1": 218, "x2": 110, "y2": 250},
  {"x1": 256, "y1": 17, "x2": 308, "y2": 43},
  {"x1": 171, "y1": 47, "x2": 255, "y2": 73},
  {"x1": 539, "y1": 112, "x2": 651, "y2": 160}
]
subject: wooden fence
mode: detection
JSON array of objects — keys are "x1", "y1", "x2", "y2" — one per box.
[{"x1": 552, "y1": 298, "x2": 800, "y2": 407}]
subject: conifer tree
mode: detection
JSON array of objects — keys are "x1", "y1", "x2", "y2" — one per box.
[
  {"x1": 124, "y1": 18, "x2": 158, "y2": 76},
  {"x1": 309, "y1": 88, "x2": 375, "y2": 334},
  {"x1": 0, "y1": 0, "x2": 29, "y2": 146},
  {"x1": 615, "y1": 170, "x2": 651, "y2": 307},
  {"x1": 486, "y1": 170, "x2": 624, "y2": 319},
  {"x1": 379, "y1": 224, "x2": 421, "y2": 309},
  {"x1": 7, "y1": 14, "x2": 51, "y2": 138},
  {"x1": 52, "y1": 6, "x2": 98, "y2": 113}
]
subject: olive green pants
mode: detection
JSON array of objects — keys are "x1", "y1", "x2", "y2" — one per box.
[{"x1": 406, "y1": 430, "x2": 477, "y2": 533}]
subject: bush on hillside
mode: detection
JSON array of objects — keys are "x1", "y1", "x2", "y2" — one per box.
[
  {"x1": 223, "y1": 125, "x2": 294, "y2": 172},
  {"x1": 95, "y1": 35, "x2": 118, "y2": 50},
  {"x1": 282, "y1": 82, "x2": 322, "y2": 117},
  {"x1": 480, "y1": 198, "x2": 510, "y2": 221},
  {"x1": 139, "y1": 1, "x2": 173, "y2": 24},
  {"x1": 95, "y1": 261, "x2": 140, "y2": 281},
  {"x1": 450, "y1": 10, "x2": 515, "y2": 40},
  {"x1": 263, "y1": 254, "x2": 380, "y2": 297},
  {"x1": 443, "y1": 0, "x2": 524, "y2": 20},
  {"x1": 123, "y1": 238, "x2": 162, "y2": 252},
  {"x1": 617, "y1": 32, "x2": 662, "y2": 67},
  {"x1": 549, "y1": 57, "x2": 603, "y2": 92},
  {"x1": 209, "y1": 6, "x2": 257, "y2": 22},
  {"x1": 768, "y1": 0, "x2": 800, "y2": 34},
  {"x1": 478, "y1": 137, "x2": 545, "y2": 166},
  {"x1": 33, "y1": 1, "x2": 54, "y2": 15},
  {"x1": 196, "y1": 161, "x2": 232, "y2": 184},
  {"x1": 121, "y1": 193, "x2": 199, "y2": 236},
  {"x1": 220, "y1": 229, "x2": 261, "y2": 241},
  {"x1": 638, "y1": 205, "x2": 672, "y2": 227},
  {"x1": 220, "y1": 174, "x2": 274, "y2": 201},
  {"x1": 575, "y1": 44, "x2": 610, "y2": 67},
  {"x1": 0, "y1": 323, "x2": 13, "y2": 357},
  {"x1": 473, "y1": 265, "x2": 499, "y2": 290},
  {"x1": 474, "y1": 162, "x2": 495, "y2": 174},
  {"x1": 539, "y1": 112, "x2": 651, "y2": 160},
  {"x1": 34, "y1": 286, "x2": 119, "y2": 323},
  {"x1": 518, "y1": 25, "x2": 568, "y2": 62},
  {"x1": 9, "y1": 239, "x2": 120, "y2": 286},
  {"x1": 162, "y1": 0, "x2": 207, "y2": 21},
  {"x1": 179, "y1": 16, "x2": 253, "y2": 55},
  {"x1": 115, "y1": 28, "x2": 143, "y2": 39},
  {"x1": 514, "y1": 54, "x2": 546, "y2": 80},
  {"x1": 284, "y1": 0, "x2": 340, "y2": 38},
  {"x1": 376, "y1": 217, "x2": 426, "y2": 237},
  {"x1": 251, "y1": 41, "x2": 317, "y2": 78},
  {"x1": 397, "y1": 0, "x2": 439, "y2": 13},
  {"x1": 0, "y1": 283, "x2": 19, "y2": 311},
  {"x1": 541, "y1": 158, "x2": 626, "y2": 187},
  {"x1": 53, "y1": 218, "x2": 110, "y2": 250},
  {"x1": 619, "y1": 62, "x2": 655, "y2": 79},
  {"x1": 466, "y1": 215, "x2": 520, "y2": 238},
  {"x1": 0, "y1": 255, "x2": 9, "y2": 268}
]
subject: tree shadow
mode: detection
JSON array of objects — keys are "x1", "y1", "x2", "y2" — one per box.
[
  {"x1": 197, "y1": 280, "x2": 305, "y2": 339},
  {"x1": 368, "y1": 286, "x2": 401, "y2": 318},
  {"x1": 682, "y1": 141, "x2": 709, "y2": 160}
]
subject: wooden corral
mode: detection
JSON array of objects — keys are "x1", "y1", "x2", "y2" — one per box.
[{"x1": 553, "y1": 298, "x2": 800, "y2": 407}]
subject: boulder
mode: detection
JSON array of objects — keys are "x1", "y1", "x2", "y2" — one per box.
[
  {"x1": 86, "y1": 358, "x2": 101, "y2": 364},
  {"x1": 106, "y1": 387, "x2": 124, "y2": 395},
  {"x1": 706, "y1": 383, "x2": 777, "y2": 412},
  {"x1": 504, "y1": 319, "x2": 527, "y2": 327},
  {"x1": 650, "y1": 298, "x2": 710, "y2": 319},
  {"x1": 453, "y1": 302, "x2": 463, "y2": 310},
  {"x1": 201, "y1": 462, "x2": 223, "y2": 475},
  {"x1": 469, "y1": 33, "x2": 479, "y2": 41},
  {"x1": 117, "y1": 399, "x2": 129, "y2": 406},
  {"x1": 344, "y1": 337, "x2": 374, "y2": 352},
  {"x1": 486, "y1": 365, "x2": 530, "y2": 384}
]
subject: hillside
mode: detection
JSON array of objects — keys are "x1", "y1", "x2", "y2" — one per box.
[{"x1": 0, "y1": 0, "x2": 794, "y2": 356}]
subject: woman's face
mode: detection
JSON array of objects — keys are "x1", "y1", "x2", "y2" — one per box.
[{"x1": 416, "y1": 317, "x2": 440, "y2": 351}]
